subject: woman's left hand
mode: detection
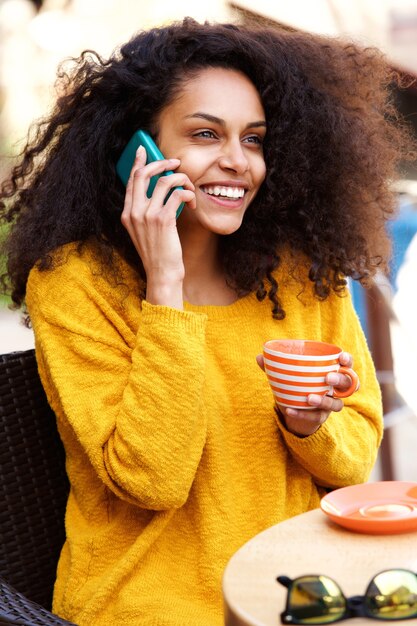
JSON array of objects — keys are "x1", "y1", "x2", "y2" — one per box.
[{"x1": 256, "y1": 351, "x2": 358, "y2": 437}]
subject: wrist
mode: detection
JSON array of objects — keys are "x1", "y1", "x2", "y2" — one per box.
[{"x1": 146, "y1": 277, "x2": 184, "y2": 309}]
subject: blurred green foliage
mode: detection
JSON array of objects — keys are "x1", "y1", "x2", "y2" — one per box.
[{"x1": 0, "y1": 222, "x2": 11, "y2": 306}]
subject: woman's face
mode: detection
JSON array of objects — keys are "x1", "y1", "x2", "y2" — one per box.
[{"x1": 156, "y1": 67, "x2": 267, "y2": 236}]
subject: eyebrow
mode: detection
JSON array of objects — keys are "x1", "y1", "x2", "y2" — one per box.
[{"x1": 184, "y1": 112, "x2": 267, "y2": 129}]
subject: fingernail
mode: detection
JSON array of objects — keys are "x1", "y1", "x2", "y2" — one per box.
[
  {"x1": 136, "y1": 145, "x2": 145, "y2": 157},
  {"x1": 286, "y1": 408, "x2": 297, "y2": 416},
  {"x1": 169, "y1": 158, "x2": 180, "y2": 163},
  {"x1": 327, "y1": 373, "x2": 338, "y2": 385},
  {"x1": 308, "y1": 394, "x2": 322, "y2": 406}
]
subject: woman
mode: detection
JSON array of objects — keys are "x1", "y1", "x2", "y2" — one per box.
[{"x1": 0, "y1": 18, "x2": 411, "y2": 626}]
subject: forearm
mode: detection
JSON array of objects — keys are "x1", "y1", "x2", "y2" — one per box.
[
  {"x1": 33, "y1": 301, "x2": 209, "y2": 510},
  {"x1": 102, "y1": 302, "x2": 208, "y2": 508},
  {"x1": 275, "y1": 398, "x2": 383, "y2": 488}
]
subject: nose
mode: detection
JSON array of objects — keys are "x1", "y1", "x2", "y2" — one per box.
[{"x1": 218, "y1": 139, "x2": 249, "y2": 175}]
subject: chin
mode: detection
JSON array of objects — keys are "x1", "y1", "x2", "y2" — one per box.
[
  {"x1": 213, "y1": 226, "x2": 241, "y2": 235},
  {"x1": 203, "y1": 215, "x2": 245, "y2": 235}
]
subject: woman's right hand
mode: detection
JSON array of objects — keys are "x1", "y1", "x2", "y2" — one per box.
[{"x1": 121, "y1": 145, "x2": 196, "y2": 308}]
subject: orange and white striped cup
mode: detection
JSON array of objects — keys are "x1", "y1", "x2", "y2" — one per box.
[{"x1": 263, "y1": 339, "x2": 359, "y2": 410}]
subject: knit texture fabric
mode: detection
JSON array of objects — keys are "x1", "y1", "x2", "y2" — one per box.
[{"x1": 26, "y1": 243, "x2": 383, "y2": 626}]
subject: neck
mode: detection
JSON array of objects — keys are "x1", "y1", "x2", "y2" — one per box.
[{"x1": 178, "y1": 222, "x2": 236, "y2": 305}]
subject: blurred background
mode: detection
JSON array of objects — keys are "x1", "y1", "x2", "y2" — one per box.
[{"x1": 1, "y1": 0, "x2": 417, "y2": 481}]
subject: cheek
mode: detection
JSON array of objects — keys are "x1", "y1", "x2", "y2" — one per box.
[
  {"x1": 173, "y1": 151, "x2": 206, "y2": 184},
  {"x1": 254, "y1": 158, "x2": 267, "y2": 188}
]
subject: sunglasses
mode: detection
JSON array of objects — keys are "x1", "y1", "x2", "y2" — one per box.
[{"x1": 277, "y1": 569, "x2": 417, "y2": 624}]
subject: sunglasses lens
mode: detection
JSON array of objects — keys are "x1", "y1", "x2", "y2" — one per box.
[
  {"x1": 366, "y1": 570, "x2": 417, "y2": 620},
  {"x1": 287, "y1": 576, "x2": 346, "y2": 624}
]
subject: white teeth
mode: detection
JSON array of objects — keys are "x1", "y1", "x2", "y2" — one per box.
[{"x1": 202, "y1": 186, "x2": 245, "y2": 199}]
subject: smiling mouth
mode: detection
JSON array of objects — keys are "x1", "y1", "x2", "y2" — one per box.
[{"x1": 200, "y1": 185, "x2": 247, "y2": 199}]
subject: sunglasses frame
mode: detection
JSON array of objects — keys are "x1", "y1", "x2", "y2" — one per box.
[{"x1": 278, "y1": 569, "x2": 417, "y2": 624}]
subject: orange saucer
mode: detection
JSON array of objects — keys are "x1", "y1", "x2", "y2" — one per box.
[{"x1": 320, "y1": 481, "x2": 417, "y2": 534}]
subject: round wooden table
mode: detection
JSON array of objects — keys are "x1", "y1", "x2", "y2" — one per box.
[{"x1": 222, "y1": 508, "x2": 417, "y2": 626}]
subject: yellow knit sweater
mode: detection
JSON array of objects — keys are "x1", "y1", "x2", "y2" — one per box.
[{"x1": 26, "y1": 243, "x2": 383, "y2": 626}]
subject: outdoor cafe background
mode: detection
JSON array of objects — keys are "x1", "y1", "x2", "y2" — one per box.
[{"x1": 1, "y1": 0, "x2": 417, "y2": 480}]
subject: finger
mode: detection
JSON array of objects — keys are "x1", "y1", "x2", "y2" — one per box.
[
  {"x1": 130, "y1": 160, "x2": 171, "y2": 203},
  {"x1": 163, "y1": 188, "x2": 196, "y2": 215},
  {"x1": 256, "y1": 354, "x2": 265, "y2": 371},
  {"x1": 127, "y1": 171, "x2": 151, "y2": 225},
  {"x1": 129, "y1": 161, "x2": 181, "y2": 220},
  {"x1": 123, "y1": 145, "x2": 147, "y2": 213},
  {"x1": 339, "y1": 351, "x2": 353, "y2": 367},
  {"x1": 326, "y1": 372, "x2": 353, "y2": 390},
  {"x1": 129, "y1": 157, "x2": 182, "y2": 209},
  {"x1": 307, "y1": 393, "x2": 344, "y2": 413},
  {"x1": 137, "y1": 157, "x2": 181, "y2": 179},
  {"x1": 147, "y1": 173, "x2": 195, "y2": 210},
  {"x1": 131, "y1": 144, "x2": 147, "y2": 176},
  {"x1": 285, "y1": 406, "x2": 327, "y2": 424},
  {"x1": 283, "y1": 406, "x2": 328, "y2": 437}
]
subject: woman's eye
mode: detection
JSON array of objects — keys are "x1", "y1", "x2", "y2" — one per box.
[
  {"x1": 244, "y1": 135, "x2": 263, "y2": 145},
  {"x1": 194, "y1": 130, "x2": 216, "y2": 139}
]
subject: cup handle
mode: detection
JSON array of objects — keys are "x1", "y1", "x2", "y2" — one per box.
[{"x1": 332, "y1": 366, "x2": 360, "y2": 398}]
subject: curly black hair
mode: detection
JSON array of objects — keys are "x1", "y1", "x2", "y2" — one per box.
[{"x1": 0, "y1": 17, "x2": 414, "y2": 317}]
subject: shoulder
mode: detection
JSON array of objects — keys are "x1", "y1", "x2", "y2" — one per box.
[
  {"x1": 27, "y1": 241, "x2": 139, "y2": 299},
  {"x1": 27, "y1": 242, "x2": 88, "y2": 295},
  {"x1": 26, "y1": 241, "x2": 143, "y2": 326},
  {"x1": 26, "y1": 241, "x2": 144, "y2": 350}
]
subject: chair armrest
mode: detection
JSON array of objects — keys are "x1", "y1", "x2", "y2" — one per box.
[{"x1": 0, "y1": 577, "x2": 77, "y2": 625}]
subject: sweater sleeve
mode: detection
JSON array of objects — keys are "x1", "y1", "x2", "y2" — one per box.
[
  {"x1": 274, "y1": 287, "x2": 384, "y2": 488},
  {"x1": 26, "y1": 259, "x2": 208, "y2": 511}
]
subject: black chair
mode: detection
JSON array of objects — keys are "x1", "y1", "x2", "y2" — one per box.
[{"x1": 0, "y1": 349, "x2": 76, "y2": 625}]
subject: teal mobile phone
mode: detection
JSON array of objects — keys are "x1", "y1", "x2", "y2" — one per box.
[{"x1": 116, "y1": 129, "x2": 184, "y2": 218}]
